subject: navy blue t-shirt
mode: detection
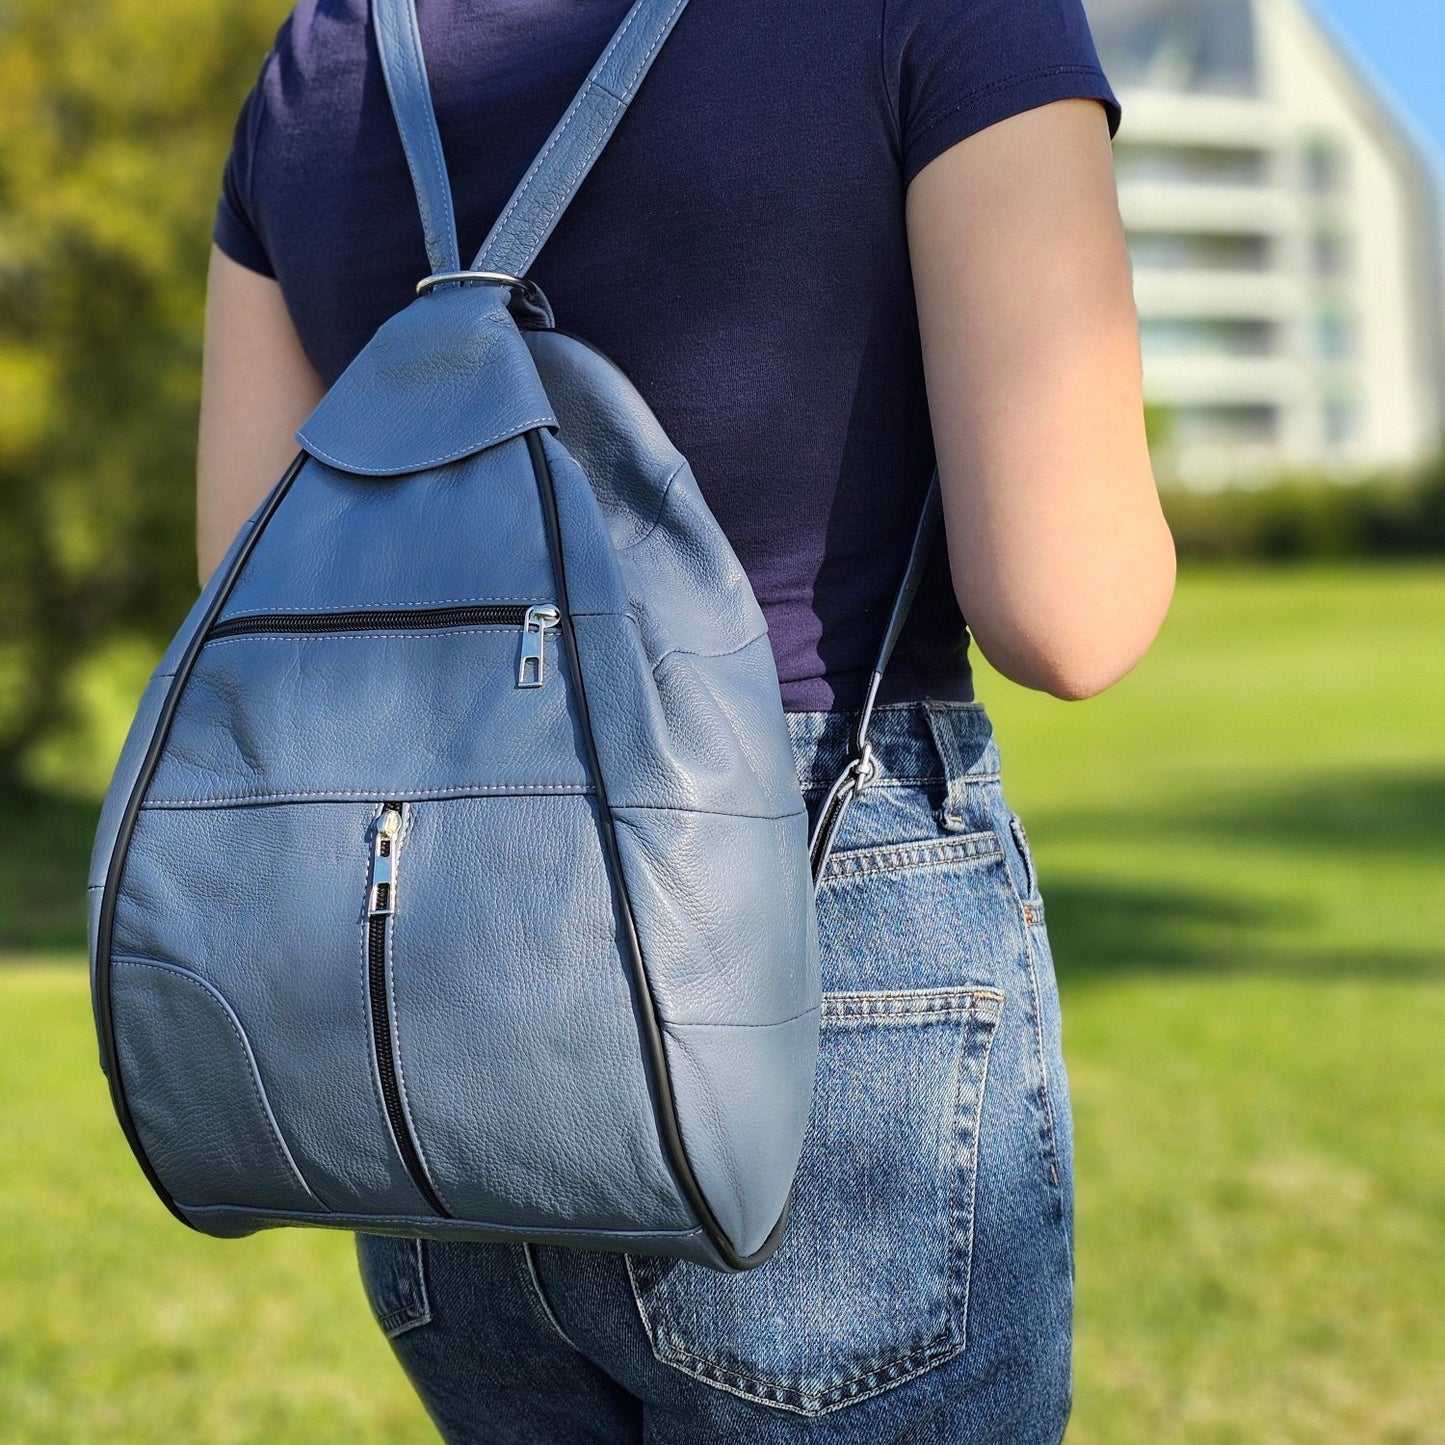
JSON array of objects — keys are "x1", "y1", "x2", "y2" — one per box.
[{"x1": 214, "y1": 0, "x2": 1118, "y2": 711}]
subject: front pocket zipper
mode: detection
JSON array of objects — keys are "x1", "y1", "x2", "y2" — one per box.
[
  {"x1": 207, "y1": 603, "x2": 562, "y2": 688},
  {"x1": 366, "y1": 803, "x2": 449, "y2": 1216}
]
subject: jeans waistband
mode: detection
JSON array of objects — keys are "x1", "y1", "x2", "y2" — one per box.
[{"x1": 784, "y1": 701, "x2": 1001, "y2": 795}]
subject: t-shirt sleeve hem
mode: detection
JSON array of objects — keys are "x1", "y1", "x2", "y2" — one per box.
[
  {"x1": 904, "y1": 65, "x2": 1122, "y2": 186},
  {"x1": 212, "y1": 193, "x2": 277, "y2": 279}
]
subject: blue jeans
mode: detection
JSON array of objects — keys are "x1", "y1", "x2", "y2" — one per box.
[{"x1": 357, "y1": 701, "x2": 1074, "y2": 1442}]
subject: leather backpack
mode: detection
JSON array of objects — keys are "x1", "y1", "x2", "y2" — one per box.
[{"x1": 88, "y1": 0, "x2": 940, "y2": 1272}]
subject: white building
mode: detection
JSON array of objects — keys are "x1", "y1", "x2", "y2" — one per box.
[{"x1": 1087, "y1": 0, "x2": 1445, "y2": 484}]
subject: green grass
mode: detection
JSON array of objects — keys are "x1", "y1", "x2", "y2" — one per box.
[{"x1": 3, "y1": 563, "x2": 1442, "y2": 1442}]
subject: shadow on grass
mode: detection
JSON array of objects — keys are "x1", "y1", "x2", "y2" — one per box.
[
  {"x1": 1036, "y1": 767, "x2": 1445, "y2": 984},
  {"x1": 10, "y1": 769, "x2": 1443, "y2": 979},
  {"x1": 1041, "y1": 881, "x2": 1443, "y2": 983}
]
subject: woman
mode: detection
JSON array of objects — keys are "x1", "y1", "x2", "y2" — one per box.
[{"x1": 199, "y1": 0, "x2": 1174, "y2": 1439}]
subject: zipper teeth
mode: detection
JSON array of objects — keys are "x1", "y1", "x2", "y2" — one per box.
[
  {"x1": 208, "y1": 604, "x2": 534, "y2": 639},
  {"x1": 367, "y1": 807, "x2": 450, "y2": 1218}
]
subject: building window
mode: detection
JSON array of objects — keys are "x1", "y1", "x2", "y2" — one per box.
[
  {"x1": 1313, "y1": 306, "x2": 1355, "y2": 360},
  {"x1": 1172, "y1": 404, "x2": 1280, "y2": 445},
  {"x1": 1114, "y1": 142, "x2": 1270, "y2": 186},
  {"x1": 1129, "y1": 231, "x2": 1273, "y2": 272},
  {"x1": 1302, "y1": 136, "x2": 1348, "y2": 195},
  {"x1": 1322, "y1": 398, "x2": 1359, "y2": 448},
  {"x1": 1140, "y1": 317, "x2": 1278, "y2": 358},
  {"x1": 1311, "y1": 229, "x2": 1351, "y2": 279}
]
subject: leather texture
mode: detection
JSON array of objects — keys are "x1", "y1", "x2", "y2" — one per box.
[
  {"x1": 372, "y1": 0, "x2": 461, "y2": 275},
  {"x1": 90, "y1": 0, "x2": 921, "y2": 1273},
  {"x1": 296, "y1": 286, "x2": 555, "y2": 475},
  {"x1": 472, "y1": 0, "x2": 693, "y2": 278},
  {"x1": 369, "y1": 0, "x2": 692, "y2": 286}
]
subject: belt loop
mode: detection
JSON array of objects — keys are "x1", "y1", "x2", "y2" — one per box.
[{"x1": 923, "y1": 701, "x2": 970, "y2": 833}]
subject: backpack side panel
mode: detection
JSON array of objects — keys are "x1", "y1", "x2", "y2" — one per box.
[{"x1": 529, "y1": 341, "x2": 821, "y2": 1261}]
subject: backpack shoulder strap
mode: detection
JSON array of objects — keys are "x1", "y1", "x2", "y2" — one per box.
[
  {"x1": 373, "y1": 0, "x2": 461, "y2": 276},
  {"x1": 372, "y1": 0, "x2": 691, "y2": 283},
  {"x1": 807, "y1": 470, "x2": 944, "y2": 884}
]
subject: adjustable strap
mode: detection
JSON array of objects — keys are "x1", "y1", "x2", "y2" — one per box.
[
  {"x1": 808, "y1": 470, "x2": 944, "y2": 887},
  {"x1": 372, "y1": 0, "x2": 691, "y2": 285},
  {"x1": 373, "y1": 0, "x2": 461, "y2": 275}
]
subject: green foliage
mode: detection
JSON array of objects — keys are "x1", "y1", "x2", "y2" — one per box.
[
  {"x1": 0, "y1": 0, "x2": 285, "y2": 782},
  {"x1": 1161, "y1": 459, "x2": 1445, "y2": 561}
]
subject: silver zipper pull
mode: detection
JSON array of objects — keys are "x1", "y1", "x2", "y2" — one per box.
[
  {"x1": 517, "y1": 603, "x2": 561, "y2": 688},
  {"x1": 368, "y1": 805, "x2": 403, "y2": 917}
]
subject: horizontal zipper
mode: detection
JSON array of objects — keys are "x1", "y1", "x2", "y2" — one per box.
[
  {"x1": 206, "y1": 603, "x2": 563, "y2": 687},
  {"x1": 208, "y1": 604, "x2": 538, "y2": 637}
]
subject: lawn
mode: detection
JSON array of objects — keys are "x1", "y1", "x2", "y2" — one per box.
[{"x1": 2, "y1": 564, "x2": 1442, "y2": 1443}]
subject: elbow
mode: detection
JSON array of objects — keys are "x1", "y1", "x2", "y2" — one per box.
[{"x1": 971, "y1": 531, "x2": 1177, "y2": 701}]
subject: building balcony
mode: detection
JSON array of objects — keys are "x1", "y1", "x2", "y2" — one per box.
[
  {"x1": 1132, "y1": 269, "x2": 1307, "y2": 319},
  {"x1": 1140, "y1": 354, "x2": 1309, "y2": 406},
  {"x1": 1119, "y1": 180, "x2": 1298, "y2": 234}
]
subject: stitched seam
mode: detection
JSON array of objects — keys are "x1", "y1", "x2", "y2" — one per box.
[
  {"x1": 821, "y1": 835, "x2": 1001, "y2": 881},
  {"x1": 404, "y1": 0, "x2": 458, "y2": 271},
  {"x1": 649, "y1": 630, "x2": 770, "y2": 671},
  {"x1": 800, "y1": 774, "x2": 1001, "y2": 795},
  {"x1": 377, "y1": 6, "x2": 454, "y2": 272},
  {"x1": 301, "y1": 417, "x2": 554, "y2": 474},
  {"x1": 662, "y1": 1004, "x2": 821, "y2": 1031},
  {"x1": 203, "y1": 627, "x2": 523, "y2": 649},
  {"x1": 110, "y1": 957, "x2": 322, "y2": 1206},
  {"x1": 181, "y1": 1201, "x2": 704, "y2": 1236},
  {"x1": 618, "y1": 458, "x2": 687, "y2": 550},
  {"x1": 217, "y1": 596, "x2": 540, "y2": 616},
  {"x1": 516, "y1": 1244, "x2": 588, "y2": 1357},
  {"x1": 947, "y1": 1003, "x2": 1000, "y2": 1372},
  {"x1": 143, "y1": 783, "x2": 594, "y2": 806},
  {"x1": 640, "y1": 993, "x2": 1004, "y2": 1412},
  {"x1": 650, "y1": 1333, "x2": 964, "y2": 1415},
  {"x1": 613, "y1": 802, "x2": 806, "y2": 822},
  {"x1": 1021, "y1": 911, "x2": 1064, "y2": 1192},
  {"x1": 386, "y1": 819, "x2": 457, "y2": 1218},
  {"x1": 822, "y1": 987, "x2": 1003, "y2": 1022},
  {"x1": 359, "y1": 858, "x2": 409, "y2": 1201},
  {"x1": 908, "y1": 65, "x2": 1112, "y2": 148},
  {"x1": 481, "y1": 0, "x2": 684, "y2": 267}
]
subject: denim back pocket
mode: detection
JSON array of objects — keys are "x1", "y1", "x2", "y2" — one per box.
[
  {"x1": 627, "y1": 986, "x2": 1003, "y2": 1416},
  {"x1": 356, "y1": 1233, "x2": 432, "y2": 1339}
]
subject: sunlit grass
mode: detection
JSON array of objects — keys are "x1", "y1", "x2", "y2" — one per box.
[{"x1": 3, "y1": 563, "x2": 1441, "y2": 1441}]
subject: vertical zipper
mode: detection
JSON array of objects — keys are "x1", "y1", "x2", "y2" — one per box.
[{"x1": 366, "y1": 803, "x2": 450, "y2": 1216}]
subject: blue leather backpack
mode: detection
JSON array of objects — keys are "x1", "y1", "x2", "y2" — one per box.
[{"x1": 89, "y1": 0, "x2": 940, "y2": 1272}]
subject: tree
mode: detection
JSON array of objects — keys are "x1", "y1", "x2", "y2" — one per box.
[{"x1": 0, "y1": 0, "x2": 286, "y2": 789}]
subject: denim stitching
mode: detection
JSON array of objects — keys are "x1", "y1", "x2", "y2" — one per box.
[
  {"x1": 371, "y1": 1239, "x2": 432, "y2": 1337},
  {"x1": 632, "y1": 992, "x2": 1005, "y2": 1414},
  {"x1": 514, "y1": 1244, "x2": 586, "y2": 1356},
  {"x1": 820, "y1": 833, "x2": 1001, "y2": 883}
]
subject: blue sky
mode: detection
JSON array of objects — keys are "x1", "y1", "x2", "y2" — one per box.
[{"x1": 1307, "y1": 0, "x2": 1445, "y2": 164}]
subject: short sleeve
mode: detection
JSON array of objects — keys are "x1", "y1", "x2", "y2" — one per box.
[
  {"x1": 884, "y1": 0, "x2": 1122, "y2": 186},
  {"x1": 212, "y1": 54, "x2": 278, "y2": 278}
]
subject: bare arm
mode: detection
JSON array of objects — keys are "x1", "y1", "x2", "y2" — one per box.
[
  {"x1": 196, "y1": 246, "x2": 326, "y2": 584},
  {"x1": 906, "y1": 99, "x2": 1175, "y2": 700}
]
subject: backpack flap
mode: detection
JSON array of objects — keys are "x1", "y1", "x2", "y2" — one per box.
[{"x1": 296, "y1": 284, "x2": 556, "y2": 477}]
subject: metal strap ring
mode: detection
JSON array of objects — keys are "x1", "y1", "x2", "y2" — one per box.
[{"x1": 415, "y1": 269, "x2": 537, "y2": 298}]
